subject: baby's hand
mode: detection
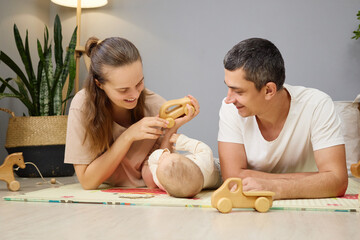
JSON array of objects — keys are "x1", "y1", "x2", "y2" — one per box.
[{"x1": 169, "y1": 133, "x2": 180, "y2": 144}]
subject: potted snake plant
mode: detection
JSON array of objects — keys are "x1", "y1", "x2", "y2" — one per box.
[{"x1": 0, "y1": 14, "x2": 77, "y2": 177}]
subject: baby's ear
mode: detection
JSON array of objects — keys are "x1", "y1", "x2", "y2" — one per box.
[{"x1": 155, "y1": 168, "x2": 168, "y2": 193}]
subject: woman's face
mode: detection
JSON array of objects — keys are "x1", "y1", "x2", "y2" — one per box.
[{"x1": 97, "y1": 60, "x2": 144, "y2": 111}]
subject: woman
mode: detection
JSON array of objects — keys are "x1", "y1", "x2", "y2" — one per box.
[{"x1": 64, "y1": 37, "x2": 199, "y2": 189}]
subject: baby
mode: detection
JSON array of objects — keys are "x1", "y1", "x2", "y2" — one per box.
[{"x1": 142, "y1": 133, "x2": 221, "y2": 198}]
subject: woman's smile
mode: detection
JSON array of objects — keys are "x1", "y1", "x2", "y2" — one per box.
[{"x1": 124, "y1": 98, "x2": 136, "y2": 102}]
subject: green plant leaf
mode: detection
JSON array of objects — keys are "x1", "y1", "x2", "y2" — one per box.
[
  {"x1": 45, "y1": 46, "x2": 55, "y2": 90},
  {"x1": 62, "y1": 94, "x2": 74, "y2": 103},
  {"x1": 0, "y1": 77, "x2": 12, "y2": 93},
  {"x1": 52, "y1": 16, "x2": 65, "y2": 111},
  {"x1": 53, "y1": 76, "x2": 62, "y2": 115},
  {"x1": 44, "y1": 25, "x2": 49, "y2": 51},
  {"x1": 24, "y1": 30, "x2": 37, "y2": 86},
  {"x1": 45, "y1": 48, "x2": 55, "y2": 115},
  {"x1": 61, "y1": 26, "x2": 77, "y2": 112},
  {"x1": 34, "y1": 38, "x2": 47, "y2": 114},
  {"x1": 54, "y1": 14, "x2": 63, "y2": 68},
  {"x1": 39, "y1": 41, "x2": 52, "y2": 116},
  {"x1": 1, "y1": 15, "x2": 77, "y2": 116},
  {"x1": 34, "y1": 60, "x2": 42, "y2": 115},
  {"x1": 53, "y1": 14, "x2": 63, "y2": 91},
  {"x1": 353, "y1": 10, "x2": 360, "y2": 40},
  {"x1": 0, "y1": 51, "x2": 30, "y2": 90},
  {"x1": 0, "y1": 92, "x2": 22, "y2": 100},
  {"x1": 65, "y1": 46, "x2": 76, "y2": 102},
  {"x1": 13, "y1": 75, "x2": 30, "y2": 101},
  {"x1": 37, "y1": 39, "x2": 45, "y2": 62},
  {"x1": 60, "y1": 27, "x2": 77, "y2": 85},
  {"x1": 0, "y1": 77, "x2": 34, "y2": 114},
  {"x1": 0, "y1": 77, "x2": 21, "y2": 96},
  {"x1": 13, "y1": 25, "x2": 35, "y2": 97},
  {"x1": 39, "y1": 67, "x2": 49, "y2": 116},
  {"x1": 62, "y1": 93, "x2": 75, "y2": 114},
  {"x1": 53, "y1": 15, "x2": 64, "y2": 116}
]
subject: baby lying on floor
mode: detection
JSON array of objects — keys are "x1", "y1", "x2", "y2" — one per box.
[{"x1": 142, "y1": 133, "x2": 221, "y2": 198}]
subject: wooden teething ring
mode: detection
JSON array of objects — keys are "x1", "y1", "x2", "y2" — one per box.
[{"x1": 159, "y1": 97, "x2": 195, "y2": 128}]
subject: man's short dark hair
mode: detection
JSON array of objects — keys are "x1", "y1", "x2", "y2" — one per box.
[{"x1": 223, "y1": 38, "x2": 285, "y2": 91}]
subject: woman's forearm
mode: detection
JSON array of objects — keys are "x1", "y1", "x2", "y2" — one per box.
[{"x1": 75, "y1": 132, "x2": 133, "y2": 189}]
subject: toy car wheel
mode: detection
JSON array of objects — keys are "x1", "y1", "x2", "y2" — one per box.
[
  {"x1": 217, "y1": 197, "x2": 232, "y2": 213},
  {"x1": 166, "y1": 118, "x2": 175, "y2": 128},
  {"x1": 254, "y1": 197, "x2": 270, "y2": 213},
  {"x1": 8, "y1": 180, "x2": 20, "y2": 191}
]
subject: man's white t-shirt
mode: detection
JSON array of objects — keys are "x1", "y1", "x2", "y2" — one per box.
[{"x1": 218, "y1": 84, "x2": 344, "y2": 173}]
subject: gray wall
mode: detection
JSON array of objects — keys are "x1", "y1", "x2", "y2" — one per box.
[{"x1": 1, "y1": 0, "x2": 360, "y2": 163}]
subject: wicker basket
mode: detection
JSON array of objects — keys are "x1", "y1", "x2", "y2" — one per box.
[
  {"x1": 2, "y1": 108, "x2": 67, "y2": 148},
  {"x1": 1, "y1": 108, "x2": 74, "y2": 177}
]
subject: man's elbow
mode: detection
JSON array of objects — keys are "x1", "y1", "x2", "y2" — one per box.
[
  {"x1": 332, "y1": 168, "x2": 348, "y2": 197},
  {"x1": 335, "y1": 175, "x2": 348, "y2": 197}
]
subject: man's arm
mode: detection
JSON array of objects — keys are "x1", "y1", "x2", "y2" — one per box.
[{"x1": 218, "y1": 141, "x2": 348, "y2": 199}]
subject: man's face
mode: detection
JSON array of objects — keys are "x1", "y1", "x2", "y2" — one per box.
[{"x1": 224, "y1": 68, "x2": 265, "y2": 117}]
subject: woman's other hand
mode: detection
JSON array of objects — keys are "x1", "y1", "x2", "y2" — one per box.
[{"x1": 125, "y1": 117, "x2": 168, "y2": 142}]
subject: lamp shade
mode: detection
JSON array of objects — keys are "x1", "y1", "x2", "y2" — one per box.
[{"x1": 51, "y1": 0, "x2": 108, "y2": 8}]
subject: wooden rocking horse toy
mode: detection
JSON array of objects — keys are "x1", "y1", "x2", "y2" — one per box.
[{"x1": 0, "y1": 152, "x2": 25, "y2": 191}]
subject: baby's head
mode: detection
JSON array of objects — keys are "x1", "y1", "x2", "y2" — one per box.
[{"x1": 156, "y1": 151, "x2": 204, "y2": 198}]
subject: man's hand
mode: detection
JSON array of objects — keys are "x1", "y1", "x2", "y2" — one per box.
[
  {"x1": 242, "y1": 177, "x2": 278, "y2": 190},
  {"x1": 226, "y1": 176, "x2": 281, "y2": 197}
]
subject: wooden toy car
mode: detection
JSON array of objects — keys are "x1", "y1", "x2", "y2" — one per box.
[
  {"x1": 351, "y1": 161, "x2": 360, "y2": 178},
  {"x1": 159, "y1": 97, "x2": 195, "y2": 128},
  {"x1": 211, "y1": 178, "x2": 275, "y2": 213},
  {"x1": 350, "y1": 161, "x2": 360, "y2": 204}
]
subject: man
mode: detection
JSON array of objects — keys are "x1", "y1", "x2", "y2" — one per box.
[{"x1": 218, "y1": 38, "x2": 348, "y2": 199}]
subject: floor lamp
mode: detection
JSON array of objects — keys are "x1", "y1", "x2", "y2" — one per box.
[{"x1": 51, "y1": 0, "x2": 108, "y2": 93}]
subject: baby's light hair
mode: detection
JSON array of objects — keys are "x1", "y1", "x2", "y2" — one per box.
[{"x1": 156, "y1": 153, "x2": 204, "y2": 198}]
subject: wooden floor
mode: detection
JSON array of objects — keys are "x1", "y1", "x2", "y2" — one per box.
[{"x1": 1, "y1": 176, "x2": 359, "y2": 240}]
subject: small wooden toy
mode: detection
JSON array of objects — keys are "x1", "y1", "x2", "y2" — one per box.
[
  {"x1": 50, "y1": 178, "x2": 57, "y2": 184},
  {"x1": 159, "y1": 97, "x2": 195, "y2": 128},
  {"x1": 0, "y1": 152, "x2": 25, "y2": 191},
  {"x1": 211, "y1": 178, "x2": 275, "y2": 213},
  {"x1": 350, "y1": 161, "x2": 360, "y2": 204},
  {"x1": 351, "y1": 161, "x2": 360, "y2": 178}
]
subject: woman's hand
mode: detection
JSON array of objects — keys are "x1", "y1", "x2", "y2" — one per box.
[{"x1": 124, "y1": 117, "x2": 169, "y2": 142}]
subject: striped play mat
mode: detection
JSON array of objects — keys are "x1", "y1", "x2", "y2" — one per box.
[{"x1": 4, "y1": 178, "x2": 359, "y2": 212}]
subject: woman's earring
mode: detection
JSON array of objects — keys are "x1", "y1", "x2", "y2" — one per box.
[{"x1": 95, "y1": 79, "x2": 102, "y2": 89}]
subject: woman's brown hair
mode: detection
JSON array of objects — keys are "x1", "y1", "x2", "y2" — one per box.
[{"x1": 83, "y1": 36, "x2": 147, "y2": 155}]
